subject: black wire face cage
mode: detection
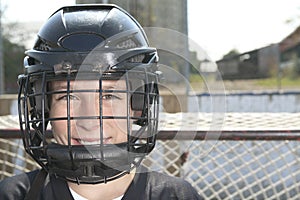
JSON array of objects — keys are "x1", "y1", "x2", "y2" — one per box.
[{"x1": 18, "y1": 68, "x2": 159, "y2": 184}]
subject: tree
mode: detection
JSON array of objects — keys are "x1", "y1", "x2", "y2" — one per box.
[
  {"x1": 2, "y1": 21, "x2": 33, "y2": 93},
  {"x1": 222, "y1": 48, "x2": 240, "y2": 59},
  {"x1": 3, "y1": 36, "x2": 25, "y2": 93}
]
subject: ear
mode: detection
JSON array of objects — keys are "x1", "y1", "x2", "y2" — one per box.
[
  {"x1": 133, "y1": 110, "x2": 142, "y2": 117},
  {"x1": 49, "y1": 121, "x2": 53, "y2": 129}
]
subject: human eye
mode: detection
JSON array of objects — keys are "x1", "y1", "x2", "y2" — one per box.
[
  {"x1": 56, "y1": 94, "x2": 79, "y2": 101},
  {"x1": 102, "y1": 93, "x2": 122, "y2": 101}
]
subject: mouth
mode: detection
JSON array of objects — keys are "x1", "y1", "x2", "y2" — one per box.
[{"x1": 72, "y1": 137, "x2": 113, "y2": 145}]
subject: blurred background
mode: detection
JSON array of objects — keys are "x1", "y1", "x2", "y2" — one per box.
[
  {"x1": 1, "y1": 1, "x2": 300, "y2": 199},
  {"x1": 0, "y1": 0, "x2": 300, "y2": 114}
]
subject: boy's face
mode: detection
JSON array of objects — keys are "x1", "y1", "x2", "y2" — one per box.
[{"x1": 49, "y1": 79, "x2": 131, "y2": 145}]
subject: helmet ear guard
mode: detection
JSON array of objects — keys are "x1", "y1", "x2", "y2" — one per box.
[
  {"x1": 32, "y1": 80, "x2": 50, "y2": 117},
  {"x1": 130, "y1": 74, "x2": 159, "y2": 126},
  {"x1": 130, "y1": 79, "x2": 147, "y2": 111}
]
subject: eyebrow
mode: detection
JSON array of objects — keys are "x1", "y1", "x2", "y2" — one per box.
[{"x1": 49, "y1": 82, "x2": 124, "y2": 91}]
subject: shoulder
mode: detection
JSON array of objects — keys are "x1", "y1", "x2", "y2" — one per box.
[
  {"x1": 0, "y1": 170, "x2": 40, "y2": 200},
  {"x1": 145, "y1": 171, "x2": 203, "y2": 200}
]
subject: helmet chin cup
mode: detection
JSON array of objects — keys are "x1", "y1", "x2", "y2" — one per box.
[{"x1": 46, "y1": 143, "x2": 146, "y2": 184}]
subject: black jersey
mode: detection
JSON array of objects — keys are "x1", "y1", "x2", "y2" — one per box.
[{"x1": 0, "y1": 168, "x2": 203, "y2": 200}]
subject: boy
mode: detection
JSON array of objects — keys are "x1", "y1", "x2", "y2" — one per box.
[{"x1": 0, "y1": 4, "x2": 202, "y2": 199}]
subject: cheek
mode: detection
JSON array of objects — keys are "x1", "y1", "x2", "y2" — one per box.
[
  {"x1": 50, "y1": 109, "x2": 67, "y2": 138},
  {"x1": 109, "y1": 102, "x2": 133, "y2": 129},
  {"x1": 51, "y1": 120, "x2": 66, "y2": 137},
  {"x1": 108, "y1": 99, "x2": 130, "y2": 116},
  {"x1": 113, "y1": 119, "x2": 128, "y2": 132},
  {"x1": 49, "y1": 96, "x2": 79, "y2": 118},
  {"x1": 50, "y1": 101, "x2": 66, "y2": 118},
  {"x1": 110, "y1": 120, "x2": 128, "y2": 142}
]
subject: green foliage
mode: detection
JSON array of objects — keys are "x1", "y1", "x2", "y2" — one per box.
[
  {"x1": 3, "y1": 37, "x2": 25, "y2": 93},
  {"x1": 222, "y1": 48, "x2": 240, "y2": 59},
  {"x1": 189, "y1": 73, "x2": 204, "y2": 82},
  {"x1": 255, "y1": 77, "x2": 300, "y2": 88},
  {"x1": 1, "y1": 21, "x2": 28, "y2": 93}
]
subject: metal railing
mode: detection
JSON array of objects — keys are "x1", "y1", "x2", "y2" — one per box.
[{"x1": 1, "y1": 113, "x2": 300, "y2": 199}]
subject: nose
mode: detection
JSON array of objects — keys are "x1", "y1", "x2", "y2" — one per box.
[
  {"x1": 73, "y1": 93, "x2": 101, "y2": 130},
  {"x1": 74, "y1": 93, "x2": 100, "y2": 116},
  {"x1": 76, "y1": 118, "x2": 100, "y2": 131}
]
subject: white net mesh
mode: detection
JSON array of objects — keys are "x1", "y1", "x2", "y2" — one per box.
[
  {"x1": 0, "y1": 138, "x2": 39, "y2": 179},
  {"x1": 1, "y1": 139, "x2": 299, "y2": 199},
  {"x1": 143, "y1": 140, "x2": 300, "y2": 199},
  {"x1": 1, "y1": 114, "x2": 300, "y2": 199}
]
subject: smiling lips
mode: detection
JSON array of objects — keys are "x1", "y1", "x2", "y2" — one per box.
[{"x1": 72, "y1": 137, "x2": 113, "y2": 145}]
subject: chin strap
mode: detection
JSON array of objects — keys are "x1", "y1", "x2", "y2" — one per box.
[{"x1": 25, "y1": 169, "x2": 48, "y2": 200}]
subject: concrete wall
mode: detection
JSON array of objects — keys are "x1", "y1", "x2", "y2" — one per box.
[
  {"x1": 0, "y1": 95, "x2": 18, "y2": 116},
  {"x1": 187, "y1": 91, "x2": 300, "y2": 113}
]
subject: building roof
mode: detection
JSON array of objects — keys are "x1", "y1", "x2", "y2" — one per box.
[{"x1": 279, "y1": 26, "x2": 300, "y2": 52}]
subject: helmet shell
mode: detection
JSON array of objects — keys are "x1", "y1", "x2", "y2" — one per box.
[
  {"x1": 35, "y1": 4, "x2": 148, "y2": 52},
  {"x1": 24, "y1": 4, "x2": 157, "y2": 75}
]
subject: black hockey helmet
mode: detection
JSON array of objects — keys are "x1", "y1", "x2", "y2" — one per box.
[{"x1": 18, "y1": 4, "x2": 159, "y2": 184}]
